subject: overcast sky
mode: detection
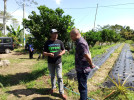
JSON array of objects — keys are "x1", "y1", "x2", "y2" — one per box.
[{"x1": 0, "y1": 0, "x2": 134, "y2": 32}]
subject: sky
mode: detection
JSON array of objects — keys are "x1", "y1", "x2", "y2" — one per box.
[{"x1": 0, "y1": 0, "x2": 134, "y2": 33}]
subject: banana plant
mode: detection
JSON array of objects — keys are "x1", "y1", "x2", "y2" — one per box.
[{"x1": 7, "y1": 25, "x2": 23, "y2": 44}]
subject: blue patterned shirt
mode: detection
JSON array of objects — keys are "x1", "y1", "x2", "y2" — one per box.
[{"x1": 75, "y1": 37, "x2": 91, "y2": 73}]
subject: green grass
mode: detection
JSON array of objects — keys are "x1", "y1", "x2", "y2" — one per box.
[
  {"x1": 125, "y1": 40, "x2": 134, "y2": 44},
  {"x1": 0, "y1": 86, "x2": 10, "y2": 100},
  {"x1": 25, "y1": 59, "x2": 49, "y2": 88},
  {"x1": 62, "y1": 54, "x2": 75, "y2": 74},
  {"x1": 10, "y1": 43, "x2": 117, "y2": 91},
  {"x1": 0, "y1": 94, "x2": 8, "y2": 100},
  {"x1": 90, "y1": 43, "x2": 118, "y2": 58},
  {"x1": 0, "y1": 43, "x2": 124, "y2": 100},
  {"x1": 9, "y1": 58, "x2": 25, "y2": 64},
  {"x1": 14, "y1": 47, "x2": 27, "y2": 52},
  {"x1": 32, "y1": 60, "x2": 49, "y2": 75}
]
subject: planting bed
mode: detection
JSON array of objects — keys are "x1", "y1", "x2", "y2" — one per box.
[
  {"x1": 67, "y1": 44, "x2": 121, "y2": 79},
  {"x1": 104, "y1": 44, "x2": 134, "y2": 90}
]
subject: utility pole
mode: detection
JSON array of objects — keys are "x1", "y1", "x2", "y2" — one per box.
[
  {"x1": 15, "y1": 0, "x2": 37, "y2": 46},
  {"x1": 94, "y1": 4, "x2": 98, "y2": 30},
  {"x1": 3, "y1": 0, "x2": 7, "y2": 35},
  {"x1": 23, "y1": 0, "x2": 25, "y2": 46}
]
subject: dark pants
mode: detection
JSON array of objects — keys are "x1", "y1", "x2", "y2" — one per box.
[
  {"x1": 29, "y1": 51, "x2": 33, "y2": 59},
  {"x1": 77, "y1": 71, "x2": 90, "y2": 100}
]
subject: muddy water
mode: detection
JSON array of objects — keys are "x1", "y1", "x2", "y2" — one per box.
[
  {"x1": 103, "y1": 44, "x2": 134, "y2": 90},
  {"x1": 66, "y1": 44, "x2": 121, "y2": 80}
]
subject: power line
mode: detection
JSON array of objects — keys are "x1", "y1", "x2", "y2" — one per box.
[
  {"x1": 14, "y1": 0, "x2": 23, "y2": 7},
  {"x1": 18, "y1": 2, "x2": 134, "y2": 10},
  {"x1": 100, "y1": 3, "x2": 134, "y2": 7},
  {"x1": 101, "y1": 6, "x2": 134, "y2": 9},
  {"x1": 63, "y1": 2, "x2": 134, "y2": 9},
  {"x1": 76, "y1": 13, "x2": 91, "y2": 26},
  {"x1": 10, "y1": 7, "x2": 21, "y2": 15},
  {"x1": 64, "y1": 6, "x2": 96, "y2": 9}
]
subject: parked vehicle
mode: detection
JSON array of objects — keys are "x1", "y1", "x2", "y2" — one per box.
[{"x1": 0, "y1": 37, "x2": 14, "y2": 53}]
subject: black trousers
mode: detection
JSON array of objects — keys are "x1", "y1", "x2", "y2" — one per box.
[{"x1": 29, "y1": 51, "x2": 33, "y2": 59}]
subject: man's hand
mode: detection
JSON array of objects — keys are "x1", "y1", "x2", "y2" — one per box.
[
  {"x1": 58, "y1": 53, "x2": 62, "y2": 56},
  {"x1": 90, "y1": 65, "x2": 96, "y2": 69},
  {"x1": 49, "y1": 53, "x2": 54, "y2": 57},
  {"x1": 58, "y1": 50, "x2": 65, "y2": 57}
]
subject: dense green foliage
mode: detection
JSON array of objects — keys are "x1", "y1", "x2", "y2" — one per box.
[
  {"x1": 99, "y1": 24, "x2": 134, "y2": 40},
  {"x1": 81, "y1": 24, "x2": 134, "y2": 47},
  {"x1": 82, "y1": 29, "x2": 120, "y2": 47},
  {"x1": 84, "y1": 30, "x2": 102, "y2": 47},
  {"x1": 101, "y1": 29, "x2": 121, "y2": 43},
  {"x1": 23, "y1": 5, "x2": 74, "y2": 52}
]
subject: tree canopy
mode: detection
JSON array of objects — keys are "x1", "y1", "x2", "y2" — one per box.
[{"x1": 23, "y1": 5, "x2": 74, "y2": 52}]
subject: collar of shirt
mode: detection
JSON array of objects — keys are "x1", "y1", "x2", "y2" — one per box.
[{"x1": 75, "y1": 37, "x2": 82, "y2": 45}]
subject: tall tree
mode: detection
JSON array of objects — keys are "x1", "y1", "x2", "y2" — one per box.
[
  {"x1": 85, "y1": 30, "x2": 102, "y2": 47},
  {"x1": 101, "y1": 29, "x2": 120, "y2": 43},
  {"x1": 110, "y1": 24, "x2": 123, "y2": 33},
  {"x1": 23, "y1": 5, "x2": 74, "y2": 52},
  {"x1": 120, "y1": 26, "x2": 134, "y2": 40}
]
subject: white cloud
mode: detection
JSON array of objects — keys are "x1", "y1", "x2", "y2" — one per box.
[{"x1": 55, "y1": 0, "x2": 62, "y2": 5}]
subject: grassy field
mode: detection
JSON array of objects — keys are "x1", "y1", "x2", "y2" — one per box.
[{"x1": 1, "y1": 43, "x2": 134, "y2": 100}]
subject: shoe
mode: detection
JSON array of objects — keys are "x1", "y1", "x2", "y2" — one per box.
[
  {"x1": 61, "y1": 94, "x2": 67, "y2": 100},
  {"x1": 48, "y1": 89, "x2": 54, "y2": 94}
]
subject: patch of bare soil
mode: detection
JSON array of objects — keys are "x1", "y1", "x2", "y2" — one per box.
[
  {"x1": 87, "y1": 44, "x2": 124, "y2": 100},
  {"x1": 0, "y1": 52, "x2": 12, "y2": 59}
]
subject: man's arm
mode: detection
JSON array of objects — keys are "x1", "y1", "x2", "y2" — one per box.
[
  {"x1": 43, "y1": 52, "x2": 54, "y2": 57},
  {"x1": 84, "y1": 53, "x2": 95, "y2": 69},
  {"x1": 58, "y1": 41, "x2": 65, "y2": 56},
  {"x1": 58, "y1": 50, "x2": 65, "y2": 56}
]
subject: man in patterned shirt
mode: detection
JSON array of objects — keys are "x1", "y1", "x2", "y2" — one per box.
[{"x1": 70, "y1": 28, "x2": 95, "y2": 100}]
